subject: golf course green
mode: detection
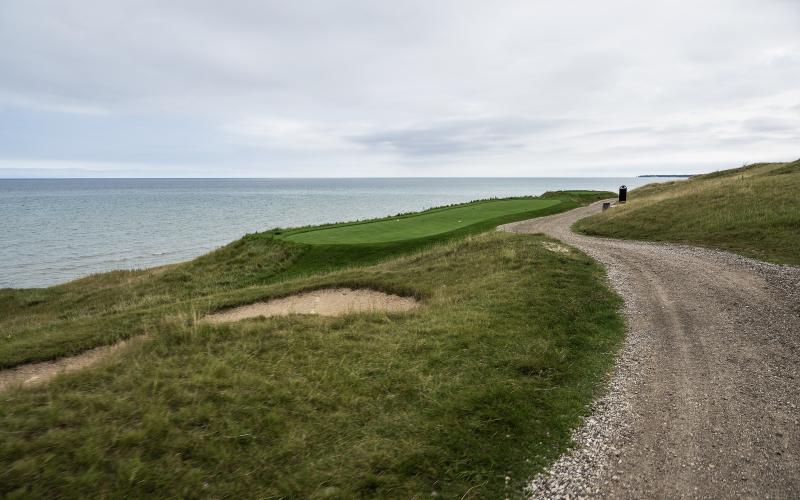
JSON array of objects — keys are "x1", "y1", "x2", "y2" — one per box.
[{"x1": 280, "y1": 198, "x2": 561, "y2": 244}]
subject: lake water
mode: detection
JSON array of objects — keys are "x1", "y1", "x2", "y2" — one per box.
[{"x1": 0, "y1": 177, "x2": 677, "y2": 288}]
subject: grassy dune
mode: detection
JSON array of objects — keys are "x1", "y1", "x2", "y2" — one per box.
[
  {"x1": 575, "y1": 160, "x2": 800, "y2": 265},
  {"x1": 0, "y1": 191, "x2": 606, "y2": 369},
  {"x1": 0, "y1": 190, "x2": 623, "y2": 498}
]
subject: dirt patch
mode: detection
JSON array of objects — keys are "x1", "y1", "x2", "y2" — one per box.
[
  {"x1": 542, "y1": 241, "x2": 571, "y2": 254},
  {"x1": 0, "y1": 338, "x2": 133, "y2": 393},
  {"x1": 204, "y1": 288, "x2": 419, "y2": 323}
]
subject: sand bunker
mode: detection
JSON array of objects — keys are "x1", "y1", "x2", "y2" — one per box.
[
  {"x1": 0, "y1": 339, "x2": 132, "y2": 392},
  {"x1": 205, "y1": 288, "x2": 419, "y2": 323},
  {"x1": 0, "y1": 289, "x2": 416, "y2": 391}
]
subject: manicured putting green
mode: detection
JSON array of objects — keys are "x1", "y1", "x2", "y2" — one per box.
[{"x1": 281, "y1": 198, "x2": 561, "y2": 244}]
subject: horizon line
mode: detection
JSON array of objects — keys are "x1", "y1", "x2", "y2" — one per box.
[{"x1": 0, "y1": 174, "x2": 693, "y2": 180}]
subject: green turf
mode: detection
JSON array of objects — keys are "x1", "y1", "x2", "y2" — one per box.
[
  {"x1": 575, "y1": 159, "x2": 800, "y2": 265},
  {"x1": 281, "y1": 198, "x2": 561, "y2": 244},
  {"x1": 0, "y1": 191, "x2": 610, "y2": 370},
  {"x1": 0, "y1": 232, "x2": 623, "y2": 499},
  {"x1": 0, "y1": 190, "x2": 624, "y2": 498}
]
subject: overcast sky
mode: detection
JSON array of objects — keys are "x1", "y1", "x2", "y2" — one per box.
[{"x1": 1, "y1": 0, "x2": 798, "y2": 177}]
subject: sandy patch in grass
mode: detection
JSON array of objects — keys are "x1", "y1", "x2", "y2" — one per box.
[
  {"x1": 542, "y1": 242, "x2": 571, "y2": 254},
  {"x1": 0, "y1": 339, "x2": 133, "y2": 392},
  {"x1": 204, "y1": 288, "x2": 419, "y2": 323}
]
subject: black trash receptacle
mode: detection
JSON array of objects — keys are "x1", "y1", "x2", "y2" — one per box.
[{"x1": 619, "y1": 185, "x2": 627, "y2": 203}]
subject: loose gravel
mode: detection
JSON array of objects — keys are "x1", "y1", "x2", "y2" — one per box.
[{"x1": 501, "y1": 201, "x2": 800, "y2": 499}]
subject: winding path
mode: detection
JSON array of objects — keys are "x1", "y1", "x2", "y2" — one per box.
[{"x1": 501, "y1": 200, "x2": 800, "y2": 499}]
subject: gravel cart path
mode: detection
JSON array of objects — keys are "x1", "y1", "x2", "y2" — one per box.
[{"x1": 500, "y1": 200, "x2": 800, "y2": 499}]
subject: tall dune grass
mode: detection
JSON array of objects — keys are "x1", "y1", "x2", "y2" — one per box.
[{"x1": 576, "y1": 160, "x2": 800, "y2": 265}]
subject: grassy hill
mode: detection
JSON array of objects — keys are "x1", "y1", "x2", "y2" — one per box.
[
  {"x1": 0, "y1": 191, "x2": 606, "y2": 369},
  {"x1": 0, "y1": 190, "x2": 624, "y2": 498},
  {"x1": 575, "y1": 160, "x2": 800, "y2": 266}
]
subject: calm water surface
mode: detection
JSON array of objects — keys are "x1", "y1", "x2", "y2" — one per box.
[{"x1": 1, "y1": 177, "x2": 677, "y2": 288}]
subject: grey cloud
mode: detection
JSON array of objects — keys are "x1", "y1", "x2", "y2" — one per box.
[
  {"x1": 351, "y1": 118, "x2": 569, "y2": 156},
  {"x1": 1, "y1": 0, "x2": 799, "y2": 177},
  {"x1": 579, "y1": 126, "x2": 655, "y2": 138},
  {"x1": 742, "y1": 117, "x2": 800, "y2": 133}
]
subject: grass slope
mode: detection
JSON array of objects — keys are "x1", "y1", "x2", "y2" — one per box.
[
  {"x1": 575, "y1": 160, "x2": 800, "y2": 265},
  {"x1": 281, "y1": 198, "x2": 561, "y2": 244},
  {"x1": 274, "y1": 191, "x2": 607, "y2": 279},
  {"x1": 0, "y1": 232, "x2": 623, "y2": 499},
  {"x1": 0, "y1": 191, "x2": 610, "y2": 369},
  {"x1": 0, "y1": 190, "x2": 622, "y2": 498}
]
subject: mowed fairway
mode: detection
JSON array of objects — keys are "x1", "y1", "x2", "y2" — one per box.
[{"x1": 281, "y1": 198, "x2": 561, "y2": 244}]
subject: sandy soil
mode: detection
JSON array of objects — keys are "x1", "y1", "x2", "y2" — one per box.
[
  {"x1": 0, "y1": 339, "x2": 132, "y2": 393},
  {"x1": 0, "y1": 289, "x2": 417, "y2": 392},
  {"x1": 541, "y1": 241, "x2": 571, "y2": 254},
  {"x1": 204, "y1": 288, "x2": 419, "y2": 323},
  {"x1": 501, "y1": 201, "x2": 800, "y2": 498}
]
